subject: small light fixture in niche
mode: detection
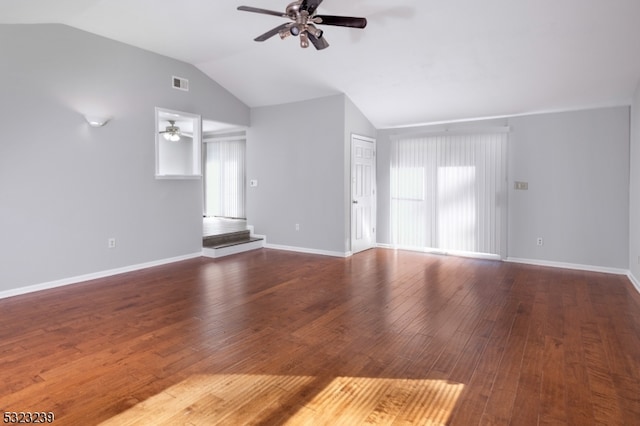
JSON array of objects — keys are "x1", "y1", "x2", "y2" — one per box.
[
  {"x1": 160, "y1": 120, "x2": 181, "y2": 141},
  {"x1": 155, "y1": 107, "x2": 201, "y2": 178},
  {"x1": 85, "y1": 115, "x2": 110, "y2": 127}
]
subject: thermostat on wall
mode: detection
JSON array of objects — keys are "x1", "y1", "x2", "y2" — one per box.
[{"x1": 514, "y1": 181, "x2": 528, "y2": 190}]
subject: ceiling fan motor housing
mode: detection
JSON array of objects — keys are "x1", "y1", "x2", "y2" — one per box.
[{"x1": 286, "y1": 2, "x2": 301, "y2": 16}]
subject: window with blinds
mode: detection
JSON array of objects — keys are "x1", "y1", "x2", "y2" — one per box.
[{"x1": 390, "y1": 130, "x2": 508, "y2": 258}]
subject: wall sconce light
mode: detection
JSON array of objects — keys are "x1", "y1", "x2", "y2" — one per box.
[{"x1": 85, "y1": 115, "x2": 110, "y2": 128}]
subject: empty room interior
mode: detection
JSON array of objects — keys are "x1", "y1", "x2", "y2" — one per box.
[{"x1": 2, "y1": 1, "x2": 640, "y2": 424}]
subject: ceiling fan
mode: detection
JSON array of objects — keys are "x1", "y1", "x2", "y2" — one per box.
[
  {"x1": 237, "y1": 0, "x2": 367, "y2": 50},
  {"x1": 159, "y1": 120, "x2": 181, "y2": 142}
]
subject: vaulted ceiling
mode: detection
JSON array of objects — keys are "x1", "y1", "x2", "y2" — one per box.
[{"x1": 3, "y1": 0, "x2": 640, "y2": 128}]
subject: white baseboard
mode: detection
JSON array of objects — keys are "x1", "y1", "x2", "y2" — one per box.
[
  {"x1": 376, "y1": 244, "x2": 501, "y2": 261},
  {"x1": 379, "y1": 245, "x2": 633, "y2": 280},
  {"x1": 265, "y1": 243, "x2": 350, "y2": 258},
  {"x1": 0, "y1": 252, "x2": 202, "y2": 300},
  {"x1": 628, "y1": 272, "x2": 640, "y2": 294},
  {"x1": 4, "y1": 247, "x2": 637, "y2": 301},
  {"x1": 506, "y1": 257, "x2": 628, "y2": 275}
]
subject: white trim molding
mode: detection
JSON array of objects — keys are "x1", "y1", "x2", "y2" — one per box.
[
  {"x1": 202, "y1": 239, "x2": 264, "y2": 259},
  {"x1": 379, "y1": 246, "x2": 636, "y2": 288},
  {"x1": 265, "y1": 243, "x2": 351, "y2": 258},
  {"x1": 380, "y1": 103, "x2": 630, "y2": 131},
  {"x1": 0, "y1": 252, "x2": 203, "y2": 300},
  {"x1": 628, "y1": 272, "x2": 640, "y2": 294},
  {"x1": 377, "y1": 244, "x2": 501, "y2": 261},
  {"x1": 376, "y1": 243, "x2": 394, "y2": 250},
  {"x1": 506, "y1": 257, "x2": 628, "y2": 275},
  {"x1": 389, "y1": 126, "x2": 511, "y2": 140},
  {"x1": 201, "y1": 226, "x2": 265, "y2": 259},
  {"x1": 351, "y1": 133, "x2": 376, "y2": 143}
]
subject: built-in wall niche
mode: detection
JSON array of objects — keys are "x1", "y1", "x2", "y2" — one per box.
[{"x1": 155, "y1": 107, "x2": 202, "y2": 179}]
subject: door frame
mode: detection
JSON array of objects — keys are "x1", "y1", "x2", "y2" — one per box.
[{"x1": 350, "y1": 134, "x2": 377, "y2": 254}]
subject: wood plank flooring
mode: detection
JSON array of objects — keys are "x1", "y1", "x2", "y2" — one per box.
[{"x1": 1, "y1": 249, "x2": 639, "y2": 425}]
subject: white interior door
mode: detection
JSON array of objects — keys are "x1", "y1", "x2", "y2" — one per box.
[{"x1": 351, "y1": 135, "x2": 376, "y2": 254}]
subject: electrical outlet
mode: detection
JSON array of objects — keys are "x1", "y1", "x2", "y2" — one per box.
[
  {"x1": 536, "y1": 237, "x2": 543, "y2": 246},
  {"x1": 108, "y1": 238, "x2": 116, "y2": 249}
]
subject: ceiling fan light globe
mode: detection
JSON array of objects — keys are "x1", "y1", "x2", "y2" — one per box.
[
  {"x1": 163, "y1": 133, "x2": 171, "y2": 141},
  {"x1": 290, "y1": 26, "x2": 300, "y2": 36},
  {"x1": 306, "y1": 24, "x2": 322, "y2": 38},
  {"x1": 170, "y1": 133, "x2": 181, "y2": 142},
  {"x1": 279, "y1": 29, "x2": 291, "y2": 39}
]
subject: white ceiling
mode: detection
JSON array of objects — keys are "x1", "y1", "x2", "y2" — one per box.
[{"x1": 3, "y1": 0, "x2": 640, "y2": 128}]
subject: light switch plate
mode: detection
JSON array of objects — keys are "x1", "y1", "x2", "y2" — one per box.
[
  {"x1": 514, "y1": 181, "x2": 528, "y2": 190},
  {"x1": 249, "y1": 179, "x2": 258, "y2": 187}
]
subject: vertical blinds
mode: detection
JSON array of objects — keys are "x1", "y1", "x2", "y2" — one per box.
[
  {"x1": 205, "y1": 136, "x2": 246, "y2": 219},
  {"x1": 390, "y1": 131, "x2": 507, "y2": 257}
]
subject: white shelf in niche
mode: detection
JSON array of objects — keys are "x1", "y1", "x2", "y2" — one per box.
[{"x1": 155, "y1": 107, "x2": 202, "y2": 179}]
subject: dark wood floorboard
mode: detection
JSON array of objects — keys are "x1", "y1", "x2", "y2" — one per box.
[{"x1": 1, "y1": 249, "x2": 639, "y2": 425}]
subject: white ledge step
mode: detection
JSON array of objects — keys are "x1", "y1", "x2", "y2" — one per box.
[{"x1": 202, "y1": 238, "x2": 264, "y2": 259}]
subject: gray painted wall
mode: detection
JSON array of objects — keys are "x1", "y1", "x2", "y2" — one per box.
[
  {"x1": 376, "y1": 108, "x2": 630, "y2": 270},
  {"x1": 1, "y1": 23, "x2": 633, "y2": 295},
  {"x1": 246, "y1": 94, "x2": 375, "y2": 254},
  {"x1": 508, "y1": 107, "x2": 629, "y2": 269},
  {"x1": 247, "y1": 95, "x2": 345, "y2": 253},
  {"x1": 630, "y1": 83, "x2": 640, "y2": 281},
  {"x1": 0, "y1": 24, "x2": 249, "y2": 292}
]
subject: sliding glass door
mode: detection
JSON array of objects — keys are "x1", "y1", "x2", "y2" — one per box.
[
  {"x1": 390, "y1": 131, "x2": 508, "y2": 258},
  {"x1": 204, "y1": 134, "x2": 246, "y2": 219}
]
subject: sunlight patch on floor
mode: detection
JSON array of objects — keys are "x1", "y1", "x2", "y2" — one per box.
[{"x1": 100, "y1": 374, "x2": 464, "y2": 425}]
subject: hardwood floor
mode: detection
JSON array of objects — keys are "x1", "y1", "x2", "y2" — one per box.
[{"x1": 1, "y1": 249, "x2": 639, "y2": 425}]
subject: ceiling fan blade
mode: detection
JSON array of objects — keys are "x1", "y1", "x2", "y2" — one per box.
[
  {"x1": 237, "y1": 6, "x2": 288, "y2": 18},
  {"x1": 315, "y1": 15, "x2": 367, "y2": 29},
  {"x1": 254, "y1": 23, "x2": 291, "y2": 42},
  {"x1": 307, "y1": 33, "x2": 329, "y2": 50},
  {"x1": 300, "y1": 0, "x2": 324, "y2": 15}
]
